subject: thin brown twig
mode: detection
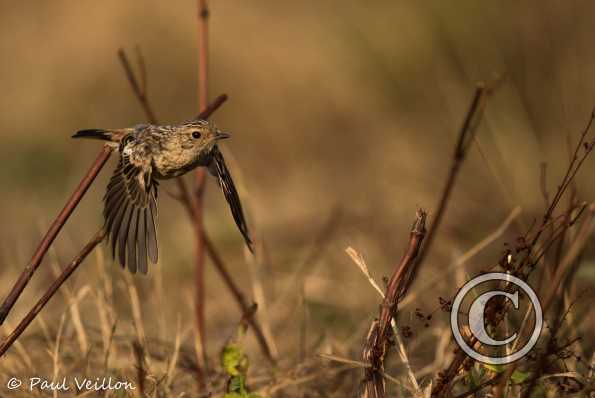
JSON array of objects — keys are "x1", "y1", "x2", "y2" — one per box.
[
  {"x1": 500, "y1": 238, "x2": 591, "y2": 398},
  {"x1": 452, "y1": 374, "x2": 502, "y2": 398},
  {"x1": 415, "y1": 84, "x2": 491, "y2": 272},
  {"x1": 175, "y1": 179, "x2": 276, "y2": 365},
  {"x1": 117, "y1": 48, "x2": 157, "y2": 124},
  {"x1": 371, "y1": 86, "x2": 491, "y2": 397},
  {"x1": 118, "y1": 47, "x2": 275, "y2": 366},
  {"x1": 204, "y1": 236, "x2": 275, "y2": 363},
  {"x1": 118, "y1": 47, "x2": 210, "y2": 383},
  {"x1": 495, "y1": 130, "x2": 595, "y2": 397},
  {"x1": 521, "y1": 294, "x2": 567, "y2": 398},
  {"x1": 543, "y1": 111, "x2": 595, "y2": 225},
  {"x1": 0, "y1": 229, "x2": 107, "y2": 357},
  {"x1": 197, "y1": 0, "x2": 209, "y2": 109},
  {"x1": 360, "y1": 209, "x2": 427, "y2": 397},
  {"x1": 438, "y1": 208, "x2": 587, "y2": 397},
  {"x1": 193, "y1": 167, "x2": 207, "y2": 375},
  {"x1": 0, "y1": 146, "x2": 113, "y2": 325},
  {"x1": 435, "y1": 110, "x2": 595, "y2": 398},
  {"x1": 400, "y1": 206, "x2": 521, "y2": 310},
  {"x1": 346, "y1": 246, "x2": 420, "y2": 392},
  {"x1": 194, "y1": 0, "x2": 210, "y2": 376},
  {"x1": 515, "y1": 109, "x2": 595, "y2": 272},
  {"x1": 539, "y1": 162, "x2": 549, "y2": 209}
]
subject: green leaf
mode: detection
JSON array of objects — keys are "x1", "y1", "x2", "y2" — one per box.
[
  {"x1": 483, "y1": 363, "x2": 505, "y2": 373},
  {"x1": 222, "y1": 331, "x2": 259, "y2": 397},
  {"x1": 223, "y1": 393, "x2": 262, "y2": 398},
  {"x1": 223, "y1": 393, "x2": 244, "y2": 398},
  {"x1": 228, "y1": 375, "x2": 246, "y2": 393},
  {"x1": 469, "y1": 366, "x2": 480, "y2": 390},
  {"x1": 482, "y1": 364, "x2": 530, "y2": 384},
  {"x1": 510, "y1": 370, "x2": 530, "y2": 384},
  {"x1": 222, "y1": 344, "x2": 244, "y2": 376}
]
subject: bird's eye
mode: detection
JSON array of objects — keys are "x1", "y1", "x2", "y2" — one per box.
[
  {"x1": 123, "y1": 135, "x2": 135, "y2": 145},
  {"x1": 192, "y1": 131, "x2": 202, "y2": 139}
]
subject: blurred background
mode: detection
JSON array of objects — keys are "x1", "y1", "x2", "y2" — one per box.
[{"x1": 0, "y1": 1, "x2": 594, "y2": 395}]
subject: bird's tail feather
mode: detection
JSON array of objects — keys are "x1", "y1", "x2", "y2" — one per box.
[{"x1": 72, "y1": 129, "x2": 113, "y2": 141}]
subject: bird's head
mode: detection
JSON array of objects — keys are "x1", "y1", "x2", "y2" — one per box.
[{"x1": 175, "y1": 120, "x2": 230, "y2": 156}]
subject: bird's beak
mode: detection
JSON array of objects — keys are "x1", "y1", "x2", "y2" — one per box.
[{"x1": 216, "y1": 131, "x2": 231, "y2": 140}]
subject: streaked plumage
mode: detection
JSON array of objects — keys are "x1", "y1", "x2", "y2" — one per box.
[{"x1": 73, "y1": 120, "x2": 252, "y2": 274}]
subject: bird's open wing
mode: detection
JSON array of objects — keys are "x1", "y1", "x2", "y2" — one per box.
[
  {"x1": 209, "y1": 146, "x2": 253, "y2": 252},
  {"x1": 104, "y1": 146, "x2": 158, "y2": 274}
]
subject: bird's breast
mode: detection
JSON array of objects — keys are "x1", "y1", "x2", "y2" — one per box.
[{"x1": 152, "y1": 150, "x2": 211, "y2": 179}]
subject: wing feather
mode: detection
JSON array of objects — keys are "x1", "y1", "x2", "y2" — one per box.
[
  {"x1": 146, "y1": 192, "x2": 158, "y2": 263},
  {"x1": 137, "y1": 209, "x2": 148, "y2": 274},
  {"x1": 118, "y1": 204, "x2": 133, "y2": 267},
  {"x1": 127, "y1": 209, "x2": 139, "y2": 273},
  {"x1": 210, "y1": 146, "x2": 253, "y2": 252},
  {"x1": 104, "y1": 143, "x2": 159, "y2": 272},
  {"x1": 104, "y1": 189, "x2": 126, "y2": 229}
]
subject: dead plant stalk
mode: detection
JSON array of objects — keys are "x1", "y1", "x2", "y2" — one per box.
[
  {"x1": 434, "y1": 109, "x2": 595, "y2": 397},
  {"x1": 0, "y1": 147, "x2": 112, "y2": 325},
  {"x1": 117, "y1": 48, "x2": 275, "y2": 365},
  {"x1": 361, "y1": 209, "x2": 427, "y2": 397},
  {"x1": 194, "y1": 0, "x2": 210, "y2": 375},
  {"x1": 0, "y1": 229, "x2": 106, "y2": 357}
]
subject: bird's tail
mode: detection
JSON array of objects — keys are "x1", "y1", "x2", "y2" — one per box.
[{"x1": 72, "y1": 129, "x2": 114, "y2": 141}]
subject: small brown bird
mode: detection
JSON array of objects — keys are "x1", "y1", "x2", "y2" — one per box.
[{"x1": 73, "y1": 120, "x2": 252, "y2": 274}]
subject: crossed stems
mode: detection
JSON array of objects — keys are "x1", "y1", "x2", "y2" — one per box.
[{"x1": 0, "y1": 92, "x2": 275, "y2": 366}]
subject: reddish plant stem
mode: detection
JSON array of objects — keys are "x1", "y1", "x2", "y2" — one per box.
[
  {"x1": 434, "y1": 111, "x2": 595, "y2": 398},
  {"x1": 197, "y1": 0, "x2": 209, "y2": 110},
  {"x1": 176, "y1": 166, "x2": 276, "y2": 365},
  {"x1": 415, "y1": 86, "x2": 488, "y2": 270},
  {"x1": 203, "y1": 236, "x2": 276, "y2": 363},
  {"x1": 361, "y1": 210, "x2": 427, "y2": 397},
  {"x1": 118, "y1": 49, "x2": 157, "y2": 124},
  {"x1": 194, "y1": 93, "x2": 228, "y2": 121},
  {"x1": 194, "y1": 0, "x2": 210, "y2": 374},
  {"x1": 194, "y1": 169, "x2": 207, "y2": 374},
  {"x1": 0, "y1": 146, "x2": 113, "y2": 325},
  {"x1": 495, "y1": 204, "x2": 595, "y2": 398},
  {"x1": 377, "y1": 210, "x2": 427, "y2": 344},
  {"x1": 118, "y1": 46, "x2": 250, "y2": 376},
  {"x1": 403, "y1": 93, "x2": 490, "y2": 395},
  {"x1": 396, "y1": 85, "x2": 491, "y2": 398},
  {"x1": 119, "y1": 46, "x2": 275, "y2": 366},
  {"x1": 0, "y1": 229, "x2": 107, "y2": 357}
]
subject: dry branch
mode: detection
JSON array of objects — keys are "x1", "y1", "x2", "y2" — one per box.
[
  {"x1": 415, "y1": 84, "x2": 491, "y2": 270},
  {"x1": 494, "y1": 202, "x2": 595, "y2": 398},
  {"x1": 118, "y1": 48, "x2": 275, "y2": 366},
  {"x1": 0, "y1": 146, "x2": 113, "y2": 325},
  {"x1": 361, "y1": 209, "x2": 427, "y2": 397},
  {"x1": 194, "y1": 0, "x2": 211, "y2": 375},
  {"x1": 433, "y1": 109, "x2": 595, "y2": 397},
  {"x1": 117, "y1": 48, "x2": 157, "y2": 124},
  {"x1": 203, "y1": 235, "x2": 276, "y2": 363},
  {"x1": 0, "y1": 229, "x2": 106, "y2": 357},
  {"x1": 400, "y1": 206, "x2": 521, "y2": 310},
  {"x1": 347, "y1": 246, "x2": 420, "y2": 393}
]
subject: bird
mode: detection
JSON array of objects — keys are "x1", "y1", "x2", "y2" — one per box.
[{"x1": 72, "y1": 119, "x2": 252, "y2": 274}]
